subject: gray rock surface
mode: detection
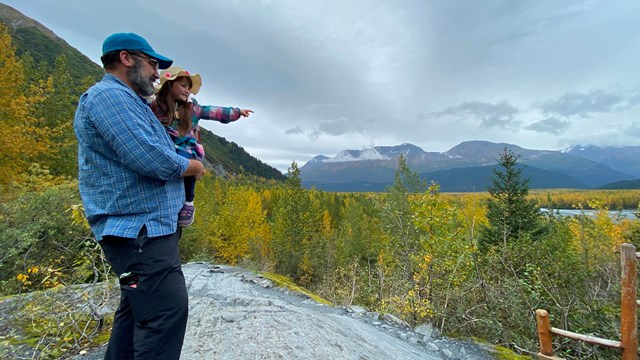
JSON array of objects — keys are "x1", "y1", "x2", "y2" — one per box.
[{"x1": 72, "y1": 263, "x2": 497, "y2": 360}]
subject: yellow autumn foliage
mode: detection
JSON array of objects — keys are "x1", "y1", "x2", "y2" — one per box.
[
  {"x1": 191, "y1": 177, "x2": 271, "y2": 267},
  {"x1": 0, "y1": 24, "x2": 61, "y2": 193}
]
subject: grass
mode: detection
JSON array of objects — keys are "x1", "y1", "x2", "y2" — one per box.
[{"x1": 258, "y1": 271, "x2": 333, "y2": 306}]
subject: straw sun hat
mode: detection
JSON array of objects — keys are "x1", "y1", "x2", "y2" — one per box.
[{"x1": 156, "y1": 66, "x2": 202, "y2": 95}]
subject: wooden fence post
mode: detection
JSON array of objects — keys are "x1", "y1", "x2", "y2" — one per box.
[
  {"x1": 620, "y1": 243, "x2": 638, "y2": 360},
  {"x1": 536, "y1": 309, "x2": 554, "y2": 357}
]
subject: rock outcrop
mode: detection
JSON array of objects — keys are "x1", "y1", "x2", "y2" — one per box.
[{"x1": 73, "y1": 263, "x2": 497, "y2": 359}]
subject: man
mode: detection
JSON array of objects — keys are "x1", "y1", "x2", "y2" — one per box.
[{"x1": 74, "y1": 32, "x2": 205, "y2": 360}]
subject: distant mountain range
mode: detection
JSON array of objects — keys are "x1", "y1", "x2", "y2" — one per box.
[{"x1": 300, "y1": 141, "x2": 640, "y2": 192}]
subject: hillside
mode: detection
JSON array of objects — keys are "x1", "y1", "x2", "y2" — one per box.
[
  {"x1": 199, "y1": 127, "x2": 286, "y2": 180},
  {"x1": 598, "y1": 178, "x2": 640, "y2": 190},
  {"x1": 303, "y1": 164, "x2": 589, "y2": 193},
  {"x1": 424, "y1": 164, "x2": 588, "y2": 192},
  {"x1": 0, "y1": 3, "x2": 103, "y2": 82}
]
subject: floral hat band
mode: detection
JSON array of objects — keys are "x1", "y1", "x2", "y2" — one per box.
[{"x1": 156, "y1": 66, "x2": 202, "y2": 95}]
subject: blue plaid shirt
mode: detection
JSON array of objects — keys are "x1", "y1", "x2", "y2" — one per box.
[{"x1": 74, "y1": 74, "x2": 190, "y2": 241}]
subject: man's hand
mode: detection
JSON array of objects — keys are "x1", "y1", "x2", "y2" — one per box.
[{"x1": 183, "y1": 159, "x2": 206, "y2": 180}]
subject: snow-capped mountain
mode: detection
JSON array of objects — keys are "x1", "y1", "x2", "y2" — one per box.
[
  {"x1": 562, "y1": 145, "x2": 640, "y2": 178},
  {"x1": 300, "y1": 141, "x2": 639, "y2": 192}
]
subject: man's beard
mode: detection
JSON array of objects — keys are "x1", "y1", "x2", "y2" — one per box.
[{"x1": 127, "y1": 60, "x2": 155, "y2": 97}]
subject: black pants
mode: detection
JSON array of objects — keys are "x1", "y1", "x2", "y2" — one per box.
[
  {"x1": 177, "y1": 149, "x2": 196, "y2": 202},
  {"x1": 100, "y1": 227, "x2": 187, "y2": 360},
  {"x1": 183, "y1": 176, "x2": 195, "y2": 202}
]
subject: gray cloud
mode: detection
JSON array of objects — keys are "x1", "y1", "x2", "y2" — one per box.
[
  {"x1": 5, "y1": 0, "x2": 640, "y2": 172},
  {"x1": 314, "y1": 116, "x2": 364, "y2": 137},
  {"x1": 525, "y1": 117, "x2": 571, "y2": 135},
  {"x1": 621, "y1": 121, "x2": 640, "y2": 137},
  {"x1": 559, "y1": 120, "x2": 640, "y2": 148},
  {"x1": 628, "y1": 87, "x2": 640, "y2": 106},
  {"x1": 284, "y1": 126, "x2": 305, "y2": 135},
  {"x1": 429, "y1": 101, "x2": 520, "y2": 130},
  {"x1": 538, "y1": 88, "x2": 630, "y2": 117}
]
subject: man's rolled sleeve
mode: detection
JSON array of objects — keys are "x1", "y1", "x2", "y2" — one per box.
[{"x1": 174, "y1": 155, "x2": 191, "y2": 178}]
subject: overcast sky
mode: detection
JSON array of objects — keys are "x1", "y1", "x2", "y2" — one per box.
[{"x1": 4, "y1": 0, "x2": 640, "y2": 172}]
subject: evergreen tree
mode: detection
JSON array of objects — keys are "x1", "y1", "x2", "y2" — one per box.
[{"x1": 479, "y1": 147, "x2": 540, "y2": 250}]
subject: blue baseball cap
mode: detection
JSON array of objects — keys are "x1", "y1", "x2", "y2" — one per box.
[{"x1": 102, "y1": 32, "x2": 173, "y2": 69}]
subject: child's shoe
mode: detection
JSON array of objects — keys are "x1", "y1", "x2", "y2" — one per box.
[{"x1": 178, "y1": 204, "x2": 195, "y2": 227}]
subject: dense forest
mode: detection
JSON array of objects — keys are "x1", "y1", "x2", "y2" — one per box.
[{"x1": 1, "y1": 22, "x2": 640, "y2": 359}]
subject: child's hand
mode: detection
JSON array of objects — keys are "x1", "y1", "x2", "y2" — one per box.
[{"x1": 240, "y1": 109, "x2": 253, "y2": 118}]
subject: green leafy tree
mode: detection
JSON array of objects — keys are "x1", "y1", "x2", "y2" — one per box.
[
  {"x1": 479, "y1": 147, "x2": 540, "y2": 250},
  {"x1": 408, "y1": 183, "x2": 474, "y2": 324},
  {"x1": 331, "y1": 197, "x2": 387, "y2": 305},
  {"x1": 35, "y1": 55, "x2": 79, "y2": 177},
  {"x1": 381, "y1": 155, "x2": 427, "y2": 282},
  {"x1": 271, "y1": 162, "x2": 319, "y2": 278},
  {"x1": 19, "y1": 48, "x2": 97, "y2": 183},
  {"x1": 19, "y1": 52, "x2": 49, "y2": 93}
]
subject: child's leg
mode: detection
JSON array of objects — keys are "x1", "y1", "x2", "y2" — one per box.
[
  {"x1": 183, "y1": 176, "x2": 195, "y2": 202},
  {"x1": 176, "y1": 149, "x2": 197, "y2": 202},
  {"x1": 176, "y1": 149, "x2": 198, "y2": 227}
]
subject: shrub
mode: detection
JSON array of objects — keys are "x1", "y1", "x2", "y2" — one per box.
[{"x1": 0, "y1": 183, "x2": 96, "y2": 295}]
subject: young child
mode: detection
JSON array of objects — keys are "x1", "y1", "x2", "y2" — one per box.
[{"x1": 150, "y1": 66, "x2": 253, "y2": 226}]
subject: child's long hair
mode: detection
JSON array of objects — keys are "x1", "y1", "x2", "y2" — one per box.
[{"x1": 153, "y1": 77, "x2": 193, "y2": 136}]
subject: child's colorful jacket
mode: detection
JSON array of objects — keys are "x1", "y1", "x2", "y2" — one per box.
[{"x1": 152, "y1": 98, "x2": 242, "y2": 160}]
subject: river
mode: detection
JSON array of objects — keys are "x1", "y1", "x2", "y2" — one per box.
[{"x1": 540, "y1": 208, "x2": 638, "y2": 220}]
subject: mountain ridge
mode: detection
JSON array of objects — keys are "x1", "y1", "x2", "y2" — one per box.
[
  {"x1": 0, "y1": 3, "x2": 104, "y2": 82},
  {"x1": 301, "y1": 141, "x2": 640, "y2": 192}
]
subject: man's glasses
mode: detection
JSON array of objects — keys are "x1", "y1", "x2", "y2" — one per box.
[{"x1": 128, "y1": 51, "x2": 159, "y2": 70}]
